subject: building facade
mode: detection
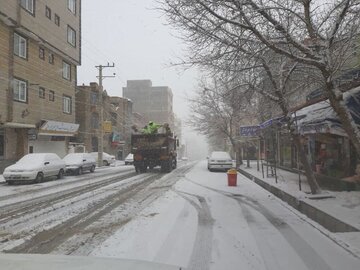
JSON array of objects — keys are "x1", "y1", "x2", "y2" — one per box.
[
  {"x1": 122, "y1": 80, "x2": 175, "y2": 129},
  {"x1": 76, "y1": 83, "x2": 133, "y2": 160},
  {"x1": 0, "y1": 0, "x2": 81, "y2": 171}
]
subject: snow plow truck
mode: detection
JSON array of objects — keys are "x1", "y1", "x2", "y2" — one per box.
[{"x1": 131, "y1": 131, "x2": 178, "y2": 173}]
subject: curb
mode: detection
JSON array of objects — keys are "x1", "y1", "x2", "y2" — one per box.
[{"x1": 239, "y1": 168, "x2": 359, "y2": 233}]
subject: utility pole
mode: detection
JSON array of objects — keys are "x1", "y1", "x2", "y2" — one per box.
[{"x1": 96, "y1": 63, "x2": 115, "y2": 167}]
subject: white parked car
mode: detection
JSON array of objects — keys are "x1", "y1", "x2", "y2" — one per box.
[
  {"x1": 63, "y1": 153, "x2": 96, "y2": 175},
  {"x1": 124, "y1": 153, "x2": 134, "y2": 165},
  {"x1": 3, "y1": 153, "x2": 66, "y2": 184},
  {"x1": 90, "y1": 152, "x2": 115, "y2": 166},
  {"x1": 207, "y1": 151, "x2": 233, "y2": 172}
]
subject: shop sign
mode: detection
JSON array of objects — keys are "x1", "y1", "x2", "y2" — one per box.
[
  {"x1": 39, "y1": 120, "x2": 79, "y2": 136},
  {"x1": 103, "y1": 121, "x2": 112, "y2": 133},
  {"x1": 240, "y1": 125, "x2": 260, "y2": 137}
]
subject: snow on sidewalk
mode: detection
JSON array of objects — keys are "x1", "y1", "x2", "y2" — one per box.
[{"x1": 239, "y1": 161, "x2": 360, "y2": 248}]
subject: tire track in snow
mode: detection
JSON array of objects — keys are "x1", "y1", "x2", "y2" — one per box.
[
  {"x1": 6, "y1": 174, "x2": 161, "y2": 254},
  {"x1": 175, "y1": 190, "x2": 214, "y2": 270},
  {"x1": 183, "y1": 178, "x2": 334, "y2": 269}
]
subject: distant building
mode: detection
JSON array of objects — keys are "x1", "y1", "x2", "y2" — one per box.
[
  {"x1": 122, "y1": 80, "x2": 175, "y2": 129},
  {"x1": 0, "y1": 0, "x2": 81, "y2": 171},
  {"x1": 76, "y1": 83, "x2": 133, "y2": 160}
]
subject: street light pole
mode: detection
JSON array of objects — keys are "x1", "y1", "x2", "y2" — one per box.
[{"x1": 96, "y1": 63, "x2": 115, "y2": 167}]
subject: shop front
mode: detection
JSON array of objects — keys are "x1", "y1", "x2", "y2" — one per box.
[{"x1": 28, "y1": 120, "x2": 79, "y2": 158}]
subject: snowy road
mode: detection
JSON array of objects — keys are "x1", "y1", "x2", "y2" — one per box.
[
  {"x1": 92, "y1": 161, "x2": 360, "y2": 270},
  {"x1": 1, "y1": 161, "x2": 360, "y2": 269}
]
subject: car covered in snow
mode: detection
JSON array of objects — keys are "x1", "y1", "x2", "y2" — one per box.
[
  {"x1": 63, "y1": 153, "x2": 96, "y2": 175},
  {"x1": 90, "y1": 152, "x2": 116, "y2": 166},
  {"x1": 207, "y1": 151, "x2": 233, "y2": 172},
  {"x1": 3, "y1": 153, "x2": 66, "y2": 184},
  {"x1": 124, "y1": 153, "x2": 134, "y2": 165}
]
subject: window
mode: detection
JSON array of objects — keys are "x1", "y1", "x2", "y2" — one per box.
[
  {"x1": 13, "y1": 78, "x2": 27, "y2": 103},
  {"x1": 39, "y1": 87, "x2": 45, "y2": 99},
  {"x1": 45, "y1": 6, "x2": 51, "y2": 19},
  {"x1": 90, "y1": 91, "x2": 98, "y2": 105},
  {"x1": 91, "y1": 113, "x2": 99, "y2": 129},
  {"x1": 67, "y1": 26, "x2": 76, "y2": 47},
  {"x1": 68, "y1": 0, "x2": 76, "y2": 14},
  {"x1": 49, "y1": 53, "x2": 54, "y2": 64},
  {"x1": 110, "y1": 112, "x2": 117, "y2": 126},
  {"x1": 20, "y1": 0, "x2": 34, "y2": 14},
  {"x1": 55, "y1": 14, "x2": 60, "y2": 26},
  {"x1": 14, "y1": 33, "x2": 27, "y2": 59},
  {"x1": 49, "y1": 90, "x2": 55, "y2": 101},
  {"x1": 63, "y1": 96, "x2": 72, "y2": 114},
  {"x1": 39, "y1": 47, "x2": 45, "y2": 60},
  {"x1": 62, "y1": 61, "x2": 71, "y2": 80}
]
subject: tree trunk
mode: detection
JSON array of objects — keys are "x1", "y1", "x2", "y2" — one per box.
[
  {"x1": 292, "y1": 133, "x2": 321, "y2": 194},
  {"x1": 324, "y1": 80, "x2": 360, "y2": 157}
]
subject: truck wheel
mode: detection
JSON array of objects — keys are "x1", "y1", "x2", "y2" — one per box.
[
  {"x1": 172, "y1": 159, "x2": 177, "y2": 169},
  {"x1": 140, "y1": 165, "x2": 147, "y2": 173}
]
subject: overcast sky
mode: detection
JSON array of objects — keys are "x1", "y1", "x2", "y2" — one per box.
[{"x1": 77, "y1": 0, "x2": 208, "y2": 159}]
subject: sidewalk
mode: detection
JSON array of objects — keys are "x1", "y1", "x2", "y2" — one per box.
[{"x1": 238, "y1": 161, "x2": 360, "y2": 248}]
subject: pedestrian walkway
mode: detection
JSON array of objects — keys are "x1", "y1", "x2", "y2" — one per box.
[{"x1": 239, "y1": 161, "x2": 360, "y2": 250}]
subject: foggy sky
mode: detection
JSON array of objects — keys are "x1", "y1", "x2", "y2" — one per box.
[{"x1": 77, "y1": 0, "x2": 209, "y2": 159}]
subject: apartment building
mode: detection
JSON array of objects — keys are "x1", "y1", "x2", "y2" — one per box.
[
  {"x1": 0, "y1": 0, "x2": 81, "y2": 170},
  {"x1": 122, "y1": 80, "x2": 175, "y2": 129},
  {"x1": 76, "y1": 83, "x2": 133, "y2": 160}
]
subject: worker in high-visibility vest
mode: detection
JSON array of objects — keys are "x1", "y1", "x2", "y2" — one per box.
[{"x1": 142, "y1": 121, "x2": 162, "y2": 134}]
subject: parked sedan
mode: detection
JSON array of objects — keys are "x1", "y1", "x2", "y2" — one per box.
[
  {"x1": 3, "y1": 153, "x2": 65, "y2": 184},
  {"x1": 90, "y1": 152, "x2": 116, "y2": 166},
  {"x1": 63, "y1": 153, "x2": 96, "y2": 175},
  {"x1": 124, "y1": 153, "x2": 134, "y2": 165},
  {"x1": 207, "y1": 151, "x2": 233, "y2": 172}
]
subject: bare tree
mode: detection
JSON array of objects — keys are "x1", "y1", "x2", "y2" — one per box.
[
  {"x1": 160, "y1": 0, "x2": 360, "y2": 157},
  {"x1": 188, "y1": 78, "x2": 253, "y2": 162}
]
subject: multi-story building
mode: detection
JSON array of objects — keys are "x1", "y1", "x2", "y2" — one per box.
[
  {"x1": 76, "y1": 83, "x2": 133, "y2": 160},
  {"x1": 106, "y1": 96, "x2": 132, "y2": 159},
  {"x1": 0, "y1": 0, "x2": 81, "y2": 171},
  {"x1": 122, "y1": 80, "x2": 175, "y2": 129}
]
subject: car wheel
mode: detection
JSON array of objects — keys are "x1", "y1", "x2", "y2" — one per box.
[
  {"x1": 103, "y1": 160, "x2": 109, "y2": 166},
  {"x1": 57, "y1": 169, "x2": 64, "y2": 179},
  {"x1": 77, "y1": 167, "x2": 83, "y2": 175},
  {"x1": 35, "y1": 172, "x2": 44, "y2": 183},
  {"x1": 90, "y1": 165, "x2": 95, "y2": 173}
]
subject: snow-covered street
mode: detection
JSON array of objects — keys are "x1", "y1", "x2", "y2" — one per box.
[{"x1": 1, "y1": 161, "x2": 360, "y2": 269}]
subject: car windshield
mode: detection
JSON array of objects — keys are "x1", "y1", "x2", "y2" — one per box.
[{"x1": 1, "y1": 1, "x2": 359, "y2": 270}]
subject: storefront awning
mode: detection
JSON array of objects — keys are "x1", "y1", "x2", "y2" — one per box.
[
  {"x1": 38, "y1": 120, "x2": 79, "y2": 137},
  {"x1": 295, "y1": 86, "x2": 360, "y2": 136}
]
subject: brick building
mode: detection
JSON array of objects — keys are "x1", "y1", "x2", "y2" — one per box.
[
  {"x1": 0, "y1": 0, "x2": 81, "y2": 171},
  {"x1": 76, "y1": 83, "x2": 133, "y2": 160}
]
